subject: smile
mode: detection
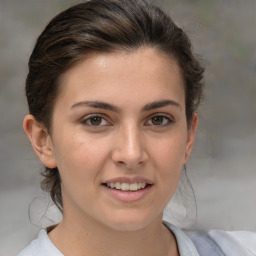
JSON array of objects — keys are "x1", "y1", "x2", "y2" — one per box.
[
  {"x1": 102, "y1": 181, "x2": 152, "y2": 202},
  {"x1": 106, "y1": 182, "x2": 147, "y2": 191},
  {"x1": 102, "y1": 177, "x2": 153, "y2": 201}
]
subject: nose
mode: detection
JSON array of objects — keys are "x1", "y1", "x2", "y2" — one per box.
[{"x1": 111, "y1": 123, "x2": 149, "y2": 169}]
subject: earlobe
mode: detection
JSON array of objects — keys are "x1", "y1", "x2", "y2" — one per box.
[
  {"x1": 23, "y1": 115, "x2": 57, "y2": 168},
  {"x1": 183, "y1": 113, "x2": 198, "y2": 164}
]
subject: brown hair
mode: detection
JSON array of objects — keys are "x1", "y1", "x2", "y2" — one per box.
[{"x1": 26, "y1": 0, "x2": 204, "y2": 212}]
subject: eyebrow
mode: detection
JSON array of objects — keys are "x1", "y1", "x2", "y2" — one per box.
[
  {"x1": 71, "y1": 101, "x2": 119, "y2": 112},
  {"x1": 142, "y1": 100, "x2": 181, "y2": 111},
  {"x1": 70, "y1": 99, "x2": 181, "y2": 112}
]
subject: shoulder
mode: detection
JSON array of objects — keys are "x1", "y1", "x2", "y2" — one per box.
[
  {"x1": 164, "y1": 221, "x2": 200, "y2": 256},
  {"x1": 185, "y1": 229, "x2": 256, "y2": 256},
  {"x1": 17, "y1": 230, "x2": 63, "y2": 256},
  {"x1": 164, "y1": 221, "x2": 256, "y2": 256}
]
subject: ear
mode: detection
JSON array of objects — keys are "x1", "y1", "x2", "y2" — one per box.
[
  {"x1": 183, "y1": 113, "x2": 198, "y2": 164},
  {"x1": 23, "y1": 114, "x2": 57, "y2": 168}
]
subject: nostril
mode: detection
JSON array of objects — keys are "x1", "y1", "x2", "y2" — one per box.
[
  {"x1": 111, "y1": 147, "x2": 149, "y2": 168},
  {"x1": 117, "y1": 160, "x2": 125, "y2": 165},
  {"x1": 138, "y1": 160, "x2": 145, "y2": 165}
]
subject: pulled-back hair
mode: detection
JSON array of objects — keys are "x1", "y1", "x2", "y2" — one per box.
[{"x1": 26, "y1": 0, "x2": 204, "y2": 212}]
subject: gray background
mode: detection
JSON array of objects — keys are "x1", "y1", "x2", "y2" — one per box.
[{"x1": 0, "y1": 0, "x2": 255, "y2": 255}]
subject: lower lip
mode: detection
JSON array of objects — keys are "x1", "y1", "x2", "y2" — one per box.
[{"x1": 102, "y1": 185, "x2": 153, "y2": 202}]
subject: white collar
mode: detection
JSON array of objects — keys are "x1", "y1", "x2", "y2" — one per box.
[
  {"x1": 19, "y1": 223, "x2": 199, "y2": 256},
  {"x1": 163, "y1": 221, "x2": 200, "y2": 256}
]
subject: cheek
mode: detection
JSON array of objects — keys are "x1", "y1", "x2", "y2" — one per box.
[
  {"x1": 151, "y1": 132, "x2": 187, "y2": 169},
  {"x1": 53, "y1": 136, "x2": 108, "y2": 203},
  {"x1": 150, "y1": 130, "x2": 187, "y2": 195},
  {"x1": 53, "y1": 132, "x2": 109, "y2": 180}
]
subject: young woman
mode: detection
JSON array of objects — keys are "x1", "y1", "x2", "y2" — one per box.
[{"x1": 19, "y1": 0, "x2": 256, "y2": 255}]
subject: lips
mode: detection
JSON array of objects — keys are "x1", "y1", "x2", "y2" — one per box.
[
  {"x1": 101, "y1": 177, "x2": 153, "y2": 201},
  {"x1": 106, "y1": 182, "x2": 147, "y2": 191}
]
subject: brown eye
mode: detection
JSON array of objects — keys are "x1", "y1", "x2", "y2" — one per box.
[
  {"x1": 145, "y1": 115, "x2": 173, "y2": 127},
  {"x1": 81, "y1": 115, "x2": 110, "y2": 126},
  {"x1": 152, "y1": 116, "x2": 164, "y2": 125},
  {"x1": 90, "y1": 116, "x2": 103, "y2": 126}
]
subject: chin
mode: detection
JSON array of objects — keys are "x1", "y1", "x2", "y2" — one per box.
[{"x1": 101, "y1": 211, "x2": 160, "y2": 232}]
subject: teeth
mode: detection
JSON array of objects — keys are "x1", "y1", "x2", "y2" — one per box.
[
  {"x1": 129, "y1": 183, "x2": 137, "y2": 191},
  {"x1": 115, "y1": 182, "x2": 121, "y2": 189},
  {"x1": 121, "y1": 183, "x2": 130, "y2": 191},
  {"x1": 106, "y1": 182, "x2": 148, "y2": 191}
]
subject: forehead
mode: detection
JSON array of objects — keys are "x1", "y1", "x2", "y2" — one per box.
[{"x1": 57, "y1": 47, "x2": 185, "y2": 108}]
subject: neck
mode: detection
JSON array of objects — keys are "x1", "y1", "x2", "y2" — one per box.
[{"x1": 49, "y1": 212, "x2": 178, "y2": 256}]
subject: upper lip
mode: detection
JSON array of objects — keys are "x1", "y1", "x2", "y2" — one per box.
[{"x1": 102, "y1": 176, "x2": 153, "y2": 184}]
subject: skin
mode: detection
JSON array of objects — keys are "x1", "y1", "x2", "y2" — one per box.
[{"x1": 24, "y1": 47, "x2": 198, "y2": 256}]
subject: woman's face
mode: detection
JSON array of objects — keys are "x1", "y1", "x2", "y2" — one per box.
[{"x1": 47, "y1": 48, "x2": 197, "y2": 231}]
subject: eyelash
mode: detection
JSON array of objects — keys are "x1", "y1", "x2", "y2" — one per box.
[
  {"x1": 80, "y1": 113, "x2": 174, "y2": 128},
  {"x1": 145, "y1": 114, "x2": 174, "y2": 127},
  {"x1": 80, "y1": 114, "x2": 111, "y2": 127}
]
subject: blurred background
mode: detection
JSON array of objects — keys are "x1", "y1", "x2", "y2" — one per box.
[{"x1": 0, "y1": 0, "x2": 255, "y2": 255}]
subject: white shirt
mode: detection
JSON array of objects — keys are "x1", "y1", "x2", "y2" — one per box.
[{"x1": 18, "y1": 222, "x2": 256, "y2": 256}]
